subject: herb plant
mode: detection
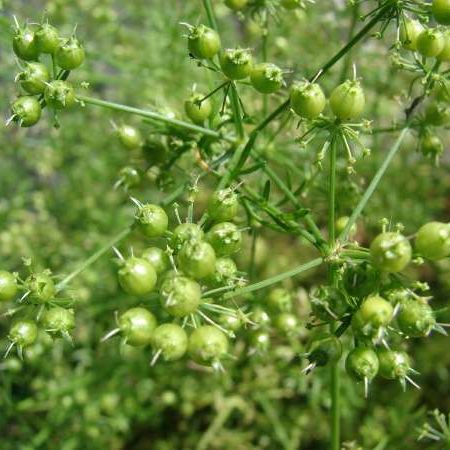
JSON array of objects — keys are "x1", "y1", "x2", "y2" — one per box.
[{"x1": 2, "y1": 1, "x2": 450, "y2": 449}]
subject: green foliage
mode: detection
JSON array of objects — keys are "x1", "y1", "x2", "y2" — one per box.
[{"x1": 2, "y1": 1, "x2": 450, "y2": 449}]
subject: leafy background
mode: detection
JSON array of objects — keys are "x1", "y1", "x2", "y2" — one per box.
[{"x1": 1, "y1": 0, "x2": 450, "y2": 449}]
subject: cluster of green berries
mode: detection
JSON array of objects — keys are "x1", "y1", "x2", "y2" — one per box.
[
  {"x1": 10, "y1": 19, "x2": 84, "y2": 127},
  {"x1": 113, "y1": 122, "x2": 191, "y2": 191},
  {"x1": 186, "y1": 24, "x2": 284, "y2": 95},
  {"x1": 394, "y1": 2, "x2": 450, "y2": 162},
  {"x1": 185, "y1": 23, "x2": 366, "y2": 126},
  {"x1": 244, "y1": 288, "x2": 302, "y2": 356},
  {"x1": 419, "y1": 82, "x2": 450, "y2": 163},
  {"x1": 307, "y1": 220, "x2": 450, "y2": 394},
  {"x1": 370, "y1": 221, "x2": 450, "y2": 270},
  {"x1": 290, "y1": 79, "x2": 365, "y2": 121},
  {"x1": 0, "y1": 269, "x2": 75, "y2": 358},
  {"x1": 344, "y1": 291, "x2": 432, "y2": 393},
  {"x1": 104, "y1": 191, "x2": 246, "y2": 369},
  {"x1": 400, "y1": 1, "x2": 450, "y2": 59}
]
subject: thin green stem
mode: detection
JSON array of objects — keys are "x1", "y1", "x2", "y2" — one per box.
[
  {"x1": 77, "y1": 95, "x2": 234, "y2": 142},
  {"x1": 267, "y1": 111, "x2": 291, "y2": 144},
  {"x1": 255, "y1": 394, "x2": 293, "y2": 450},
  {"x1": 221, "y1": 257, "x2": 322, "y2": 300},
  {"x1": 311, "y1": 5, "x2": 388, "y2": 82},
  {"x1": 226, "y1": 146, "x2": 324, "y2": 249},
  {"x1": 196, "y1": 398, "x2": 249, "y2": 450},
  {"x1": 200, "y1": 81, "x2": 229, "y2": 103},
  {"x1": 330, "y1": 355, "x2": 340, "y2": 450},
  {"x1": 254, "y1": 100, "x2": 289, "y2": 134},
  {"x1": 221, "y1": 5, "x2": 388, "y2": 189},
  {"x1": 249, "y1": 228, "x2": 258, "y2": 281},
  {"x1": 338, "y1": 127, "x2": 409, "y2": 242},
  {"x1": 202, "y1": 285, "x2": 236, "y2": 298},
  {"x1": 262, "y1": 29, "x2": 268, "y2": 117},
  {"x1": 338, "y1": 2, "x2": 361, "y2": 83},
  {"x1": 55, "y1": 227, "x2": 131, "y2": 291},
  {"x1": 51, "y1": 54, "x2": 57, "y2": 79},
  {"x1": 202, "y1": 0, "x2": 218, "y2": 31},
  {"x1": 241, "y1": 185, "x2": 317, "y2": 245},
  {"x1": 341, "y1": 249, "x2": 370, "y2": 260},
  {"x1": 55, "y1": 183, "x2": 187, "y2": 292},
  {"x1": 262, "y1": 4, "x2": 388, "y2": 132},
  {"x1": 229, "y1": 82, "x2": 245, "y2": 139},
  {"x1": 328, "y1": 136, "x2": 340, "y2": 450},
  {"x1": 328, "y1": 136, "x2": 337, "y2": 245},
  {"x1": 217, "y1": 142, "x2": 246, "y2": 190},
  {"x1": 162, "y1": 182, "x2": 188, "y2": 205},
  {"x1": 258, "y1": 161, "x2": 325, "y2": 248}
]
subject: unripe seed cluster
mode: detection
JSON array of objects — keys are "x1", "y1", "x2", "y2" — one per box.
[
  {"x1": 0, "y1": 267, "x2": 75, "y2": 358},
  {"x1": 103, "y1": 193, "x2": 246, "y2": 368},
  {"x1": 10, "y1": 19, "x2": 84, "y2": 128}
]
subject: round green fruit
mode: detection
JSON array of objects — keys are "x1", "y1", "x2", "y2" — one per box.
[
  {"x1": 18, "y1": 62, "x2": 50, "y2": 94},
  {"x1": 220, "y1": 48, "x2": 253, "y2": 80},
  {"x1": 188, "y1": 325, "x2": 228, "y2": 364},
  {"x1": 9, "y1": 320, "x2": 38, "y2": 347},
  {"x1": 118, "y1": 307, "x2": 157, "y2": 346},
  {"x1": 377, "y1": 349, "x2": 411, "y2": 380},
  {"x1": 0, "y1": 271, "x2": 18, "y2": 302},
  {"x1": 135, "y1": 204, "x2": 168, "y2": 238},
  {"x1": 397, "y1": 300, "x2": 436, "y2": 337},
  {"x1": 225, "y1": 0, "x2": 248, "y2": 10},
  {"x1": 351, "y1": 295, "x2": 393, "y2": 338},
  {"x1": 290, "y1": 81, "x2": 326, "y2": 119},
  {"x1": 184, "y1": 93, "x2": 212, "y2": 125},
  {"x1": 42, "y1": 306, "x2": 75, "y2": 333},
  {"x1": 433, "y1": 0, "x2": 450, "y2": 25},
  {"x1": 118, "y1": 257, "x2": 157, "y2": 296},
  {"x1": 160, "y1": 275, "x2": 201, "y2": 317},
  {"x1": 370, "y1": 232, "x2": 412, "y2": 273},
  {"x1": 172, "y1": 223, "x2": 204, "y2": 252},
  {"x1": 152, "y1": 323, "x2": 188, "y2": 361},
  {"x1": 207, "y1": 189, "x2": 239, "y2": 222},
  {"x1": 34, "y1": 23, "x2": 60, "y2": 54},
  {"x1": 177, "y1": 240, "x2": 217, "y2": 280},
  {"x1": 399, "y1": 19, "x2": 424, "y2": 51},
  {"x1": 330, "y1": 80, "x2": 365, "y2": 120},
  {"x1": 11, "y1": 96, "x2": 42, "y2": 127},
  {"x1": 26, "y1": 272, "x2": 56, "y2": 303},
  {"x1": 250, "y1": 63, "x2": 283, "y2": 94},
  {"x1": 346, "y1": 347, "x2": 379, "y2": 381},
  {"x1": 206, "y1": 222, "x2": 242, "y2": 256},
  {"x1": 141, "y1": 247, "x2": 170, "y2": 275},
  {"x1": 117, "y1": 125, "x2": 143, "y2": 150},
  {"x1": 188, "y1": 25, "x2": 221, "y2": 60},
  {"x1": 417, "y1": 28, "x2": 445, "y2": 57},
  {"x1": 55, "y1": 37, "x2": 85, "y2": 70},
  {"x1": 44, "y1": 80, "x2": 76, "y2": 109},
  {"x1": 13, "y1": 26, "x2": 39, "y2": 61},
  {"x1": 415, "y1": 221, "x2": 450, "y2": 260}
]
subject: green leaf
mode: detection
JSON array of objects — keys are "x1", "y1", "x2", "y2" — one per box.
[{"x1": 262, "y1": 180, "x2": 271, "y2": 201}]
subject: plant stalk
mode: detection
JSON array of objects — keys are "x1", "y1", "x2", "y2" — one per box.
[
  {"x1": 338, "y1": 127, "x2": 409, "y2": 241},
  {"x1": 55, "y1": 182, "x2": 187, "y2": 292},
  {"x1": 328, "y1": 136, "x2": 340, "y2": 450},
  {"x1": 76, "y1": 95, "x2": 233, "y2": 142},
  {"x1": 56, "y1": 227, "x2": 131, "y2": 292},
  {"x1": 202, "y1": 0, "x2": 218, "y2": 31},
  {"x1": 244, "y1": 4, "x2": 388, "y2": 163},
  {"x1": 229, "y1": 82, "x2": 245, "y2": 139},
  {"x1": 222, "y1": 257, "x2": 322, "y2": 299}
]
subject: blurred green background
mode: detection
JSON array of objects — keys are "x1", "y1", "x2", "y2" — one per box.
[{"x1": 1, "y1": 1, "x2": 450, "y2": 449}]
